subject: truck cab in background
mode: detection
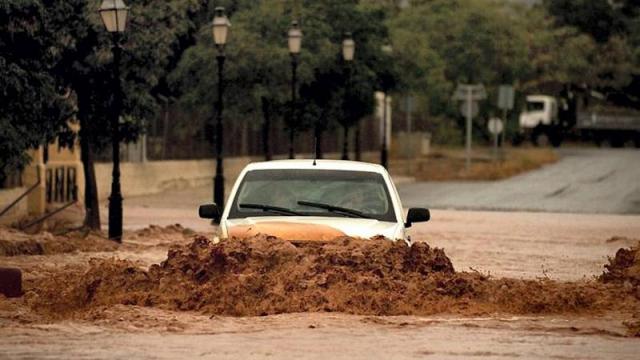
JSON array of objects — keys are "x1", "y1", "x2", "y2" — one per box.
[
  {"x1": 515, "y1": 91, "x2": 640, "y2": 148},
  {"x1": 516, "y1": 95, "x2": 562, "y2": 147}
]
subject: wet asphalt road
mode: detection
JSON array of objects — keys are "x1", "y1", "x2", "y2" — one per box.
[{"x1": 398, "y1": 148, "x2": 640, "y2": 214}]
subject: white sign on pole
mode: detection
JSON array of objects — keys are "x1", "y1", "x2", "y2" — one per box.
[
  {"x1": 453, "y1": 84, "x2": 486, "y2": 171},
  {"x1": 497, "y1": 85, "x2": 515, "y2": 110},
  {"x1": 460, "y1": 101, "x2": 479, "y2": 118},
  {"x1": 488, "y1": 117, "x2": 503, "y2": 161},
  {"x1": 488, "y1": 117, "x2": 504, "y2": 135},
  {"x1": 453, "y1": 84, "x2": 486, "y2": 101}
]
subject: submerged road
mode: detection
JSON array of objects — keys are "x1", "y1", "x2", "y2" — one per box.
[{"x1": 398, "y1": 148, "x2": 640, "y2": 214}]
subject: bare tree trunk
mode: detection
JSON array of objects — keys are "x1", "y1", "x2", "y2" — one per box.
[{"x1": 78, "y1": 109, "x2": 101, "y2": 230}]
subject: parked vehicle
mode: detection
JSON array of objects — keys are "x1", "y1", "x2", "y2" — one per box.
[
  {"x1": 515, "y1": 95, "x2": 561, "y2": 146},
  {"x1": 198, "y1": 160, "x2": 430, "y2": 244},
  {"x1": 514, "y1": 92, "x2": 640, "y2": 147}
]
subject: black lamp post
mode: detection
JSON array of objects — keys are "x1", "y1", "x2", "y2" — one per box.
[
  {"x1": 288, "y1": 21, "x2": 302, "y2": 159},
  {"x1": 99, "y1": 0, "x2": 129, "y2": 242},
  {"x1": 212, "y1": 7, "x2": 229, "y2": 208},
  {"x1": 380, "y1": 44, "x2": 393, "y2": 170},
  {"x1": 341, "y1": 33, "x2": 355, "y2": 160},
  {"x1": 381, "y1": 91, "x2": 389, "y2": 169}
]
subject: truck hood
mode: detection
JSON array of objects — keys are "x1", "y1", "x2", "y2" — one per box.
[{"x1": 224, "y1": 216, "x2": 401, "y2": 241}]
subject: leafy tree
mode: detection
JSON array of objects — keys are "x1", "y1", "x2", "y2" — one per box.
[
  {"x1": 520, "y1": 10, "x2": 596, "y2": 90},
  {"x1": 544, "y1": 0, "x2": 639, "y2": 105},
  {"x1": 171, "y1": 0, "x2": 392, "y2": 159},
  {"x1": 2, "y1": 0, "x2": 210, "y2": 227},
  {"x1": 544, "y1": 0, "x2": 626, "y2": 43},
  {"x1": 0, "y1": 1, "x2": 72, "y2": 185},
  {"x1": 385, "y1": 0, "x2": 639, "y2": 142},
  {"x1": 387, "y1": 0, "x2": 532, "y2": 141}
]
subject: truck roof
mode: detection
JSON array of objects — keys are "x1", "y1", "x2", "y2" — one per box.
[
  {"x1": 526, "y1": 95, "x2": 555, "y2": 102},
  {"x1": 244, "y1": 159, "x2": 387, "y2": 174}
]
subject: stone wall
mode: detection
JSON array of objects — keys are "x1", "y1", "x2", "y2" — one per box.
[{"x1": 93, "y1": 151, "x2": 379, "y2": 201}]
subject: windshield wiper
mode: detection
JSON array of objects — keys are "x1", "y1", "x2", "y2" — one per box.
[
  {"x1": 239, "y1": 203, "x2": 304, "y2": 216},
  {"x1": 297, "y1": 201, "x2": 371, "y2": 219}
]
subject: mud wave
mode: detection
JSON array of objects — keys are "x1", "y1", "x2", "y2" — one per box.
[
  {"x1": 26, "y1": 236, "x2": 639, "y2": 319},
  {"x1": 0, "y1": 227, "x2": 117, "y2": 256},
  {"x1": 600, "y1": 241, "x2": 640, "y2": 289},
  {"x1": 0, "y1": 224, "x2": 197, "y2": 257}
]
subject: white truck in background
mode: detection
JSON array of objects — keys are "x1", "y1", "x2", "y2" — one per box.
[
  {"x1": 515, "y1": 95, "x2": 561, "y2": 146},
  {"x1": 514, "y1": 93, "x2": 640, "y2": 148}
]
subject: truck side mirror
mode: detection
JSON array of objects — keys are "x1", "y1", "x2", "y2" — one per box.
[
  {"x1": 405, "y1": 208, "x2": 430, "y2": 228},
  {"x1": 199, "y1": 203, "x2": 221, "y2": 223}
]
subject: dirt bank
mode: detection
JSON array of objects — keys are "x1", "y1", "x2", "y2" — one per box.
[
  {"x1": 413, "y1": 147, "x2": 558, "y2": 181},
  {"x1": 21, "y1": 236, "x2": 639, "y2": 322}
]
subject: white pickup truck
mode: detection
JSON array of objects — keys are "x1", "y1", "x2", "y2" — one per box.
[{"x1": 199, "y1": 159, "x2": 430, "y2": 244}]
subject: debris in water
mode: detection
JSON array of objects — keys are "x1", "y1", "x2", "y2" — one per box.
[{"x1": 600, "y1": 241, "x2": 640, "y2": 291}]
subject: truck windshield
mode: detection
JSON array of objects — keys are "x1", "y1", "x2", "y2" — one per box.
[
  {"x1": 526, "y1": 101, "x2": 545, "y2": 111},
  {"x1": 228, "y1": 169, "x2": 396, "y2": 222}
]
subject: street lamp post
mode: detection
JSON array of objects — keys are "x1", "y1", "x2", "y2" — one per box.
[
  {"x1": 381, "y1": 91, "x2": 388, "y2": 169},
  {"x1": 380, "y1": 44, "x2": 393, "y2": 170},
  {"x1": 99, "y1": 0, "x2": 129, "y2": 242},
  {"x1": 341, "y1": 33, "x2": 355, "y2": 161},
  {"x1": 212, "y1": 7, "x2": 229, "y2": 208},
  {"x1": 288, "y1": 21, "x2": 302, "y2": 159}
]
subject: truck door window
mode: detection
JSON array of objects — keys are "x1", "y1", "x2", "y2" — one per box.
[{"x1": 527, "y1": 101, "x2": 545, "y2": 111}]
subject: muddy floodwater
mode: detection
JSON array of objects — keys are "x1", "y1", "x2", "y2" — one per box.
[{"x1": 1, "y1": 210, "x2": 639, "y2": 359}]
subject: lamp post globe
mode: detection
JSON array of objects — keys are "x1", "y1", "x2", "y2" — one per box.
[
  {"x1": 288, "y1": 21, "x2": 302, "y2": 159},
  {"x1": 342, "y1": 34, "x2": 355, "y2": 62},
  {"x1": 288, "y1": 21, "x2": 302, "y2": 55},
  {"x1": 99, "y1": 0, "x2": 129, "y2": 33},
  {"x1": 212, "y1": 6, "x2": 229, "y2": 47},
  {"x1": 212, "y1": 7, "x2": 230, "y2": 208},
  {"x1": 99, "y1": 0, "x2": 129, "y2": 242}
]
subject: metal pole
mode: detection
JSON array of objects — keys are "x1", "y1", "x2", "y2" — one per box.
[
  {"x1": 406, "y1": 95, "x2": 412, "y2": 174},
  {"x1": 108, "y1": 34, "x2": 123, "y2": 242},
  {"x1": 288, "y1": 55, "x2": 298, "y2": 159},
  {"x1": 0, "y1": 175, "x2": 40, "y2": 218},
  {"x1": 342, "y1": 64, "x2": 351, "y2": 160},
  {"x1": 261, "y1": 97, "x2": 272, "y2": 161},
  {"x1": 341, "y1": 125, "x2": 349, "y2": 160},
  {"x1": 355, "y1": 122, "x2": 361, "y2": 161},
  {"x1": 21, "y1": 200, "x2": 77, "y2": 230},
  {"x1": 465, "y1": 86, "x2": 472, "y2": 172},
  {"x1": 493, "y1": 125, "x2": 499, "y2": 161},
  {"x1": 406, "y1": 95, "x2": 412, "y2": 133},
  {"x1": 501, "y1": 107, "x2": 508, "y2": 159},
  {"x1": 214, "y1": 50, "x2": 225, "y2": 208},
  {"x1": 381, "y1": 92, "x2": 388, "y2": 169}
]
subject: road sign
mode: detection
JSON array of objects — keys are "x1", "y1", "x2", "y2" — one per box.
[
  {"x1": 488, "y1": 117, "x2": 504, "y2": 135},
  {"x1": 488, "y1": 117, "x2": 503, "y2": 161},
  {"x1": 498, "y1": 85, "x2": 515, "y2": 110},
  {"x1": 452, "y1": 84, "x2": 487, "y2": 101},
  {"x1": 460, "y1": 101, "x2": 479, "y2": 118},
  {"x1": 452, "y1": 84, "x2": 486, "y2": 171}
]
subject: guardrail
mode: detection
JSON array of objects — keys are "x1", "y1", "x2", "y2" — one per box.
[
  {"x1": 46, "y1": 165, "x2": 78, "y2": 204},
  {"x1": 0, "y1": 168, "x2": 40, "y2": 219}
]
